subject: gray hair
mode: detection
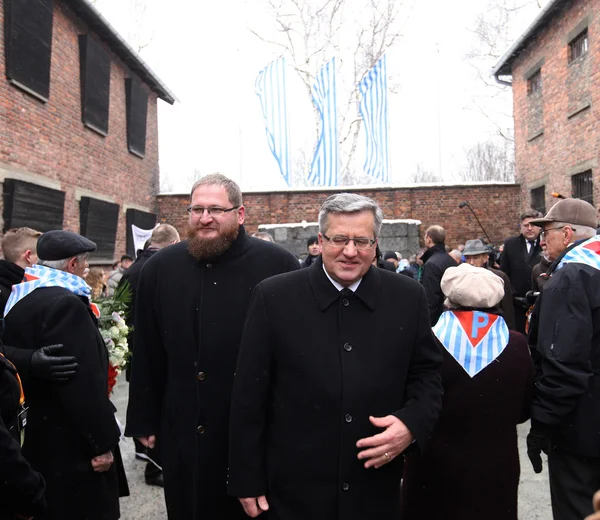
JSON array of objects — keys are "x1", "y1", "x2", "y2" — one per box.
[
  {"x1": 551, "y1": 221, "x2": 596, "y2": 241},
  {"x1": 190, "y1": 173, "x2": 243, "y2": 207},
  {"x1": 38, "y1": 253, "x2": 88, "y2": 271},
  {"x1": 318, "y1": 193, "x2": 384, "y2": 237}
]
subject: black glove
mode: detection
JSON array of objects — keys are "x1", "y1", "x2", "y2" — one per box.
[
  {"x1": 526, "y1": 424, "x2": 553, "y2": 474},
  {"x1": 31, "y1": 344, "x2": 78, "y2": 382}
]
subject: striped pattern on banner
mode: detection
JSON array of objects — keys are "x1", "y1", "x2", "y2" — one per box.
[
  {"x1": 557, "y1": 235, "x2": 600, "y2": 272},
  {"x1": 433, "y1": 311, "x2": 510, "y2": 378},
  {"x1": 358, "y1": 55, "x2": 389, "y2": 182},
  {"x1": 255, "y1": 58, "x2": 291, "y2": 186},
  {"x1": 5, "y1": 265, "x2": 92, "y2": 318},
  {"x1": 309, "y1": 58, "x2": 338, "y2": 186}
]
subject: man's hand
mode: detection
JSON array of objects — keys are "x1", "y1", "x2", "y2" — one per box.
[
  {"x1": 239, "y1": 496, "x2": 269, "y2": 518},
  {"x1": 138, "y1": 435, "x2": 156, "y2": 449},
  {"x1": 526, "y1": 429, "x2": 551, "y2": 474},
  {"x1": 91, "y1": 451, "x2": 114, "y2": 472},
  {"x1": 31, "y1": 344, "x2": 78, "y2": 382},
  {"x1": 585, "y1": 490, "x2": 600, "y2": 520},
  {"x1": 356, "y1": 415, "x2": 414, "y2": 469}
]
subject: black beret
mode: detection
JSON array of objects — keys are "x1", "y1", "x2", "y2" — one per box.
[
  {"x1": 37, "y1": 230, "x2": 96, "y2": 261},
  {"x1": 383, "y1": 251, "x2": 398, "y2": 261}
]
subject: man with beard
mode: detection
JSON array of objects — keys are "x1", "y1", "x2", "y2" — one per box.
[{"x1": 125, "y1": 174, "x2": 299, "y2": 520}]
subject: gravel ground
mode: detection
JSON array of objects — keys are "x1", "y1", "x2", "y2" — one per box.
[{"x1": 112, "y1": 377, "x2": 553, "y2": 520}]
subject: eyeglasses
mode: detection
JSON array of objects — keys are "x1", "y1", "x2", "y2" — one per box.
[
  {"x1": 186, "y1": 206, "x2": 239, "y2": 216},
  {"x1": 322, "y1": 233, "x2": 376, "y2": 250},
  {"x1": 540, "y1": 226, "x2": 575, "y2": 239}
]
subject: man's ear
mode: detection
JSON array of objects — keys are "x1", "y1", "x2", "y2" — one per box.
[
  {"x1": 66, "y1": 256, "x2": 78, "y2": 274},
  {"x1": 23, "y1": 249, "x2": 33, "y2": 265}
]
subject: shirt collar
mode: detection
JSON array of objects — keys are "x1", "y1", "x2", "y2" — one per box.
[{"x1": 322, "y1": 263, "x2": 362, "y2": 292}]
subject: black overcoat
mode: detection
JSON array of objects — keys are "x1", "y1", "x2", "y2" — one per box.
[
  {"x1": 125, "y1": 227, "x2": 300, "y2": 519},
  {"x1": 3, "y1": 287, "x2": 122, "y2": 520},
  {"x1": 499, "y1": 234, "x2": 542, "y2": 296},
  {"x1": 228, "y1": 258, "x2": 443, "y2": 520}
]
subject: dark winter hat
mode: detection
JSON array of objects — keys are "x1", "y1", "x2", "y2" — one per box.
[
  {"x1": 307, "y1": 235, "x2": 319, "y2": 247},
  {"x1": 529, "y1": 198, "x2": 598, "y2": 228},
  {"x1": 383, "y1": 251, "x2": 398, "y2": 261},
  {"x1": 37, "y1": 230, "x2": 96, "y2": 261}
]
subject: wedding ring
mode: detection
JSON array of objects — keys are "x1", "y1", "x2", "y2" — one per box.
[{"x1": 384, "y1": 452, "x2": 390, "y2": 460}]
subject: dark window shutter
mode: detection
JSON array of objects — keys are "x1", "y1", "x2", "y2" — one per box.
[
  {"x1": 125, "y1": 78, "x2": 148, "y2": 158},
  {"x1": 80, "y1": 197, "x2": 119, "y2": 261},
  {"x1": 79, "y1": 35, "x2": 111, "y2": 135},
  {"x1": 4, "y1": 0, "x2": 54, "y2": 101},
  {"x1": 3, "y1": 179, "x2": 64, "y2": 232},
  {"x1": 125, "y1": 209, "x2": 156, "y2": 256}
]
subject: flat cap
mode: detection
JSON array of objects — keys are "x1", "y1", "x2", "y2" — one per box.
[
  {"x1": 462, "y1": 239, "x2": 490, "y2": 256},
  {"x1": 529, "y1": 198, "x2": 598, "y2": 228},
  {"x1": 441, "y1": 263, "x2": 504, "y2": 309},
  {"x1": 37, "y1": 230, "x2": 96, "y2": 261}
]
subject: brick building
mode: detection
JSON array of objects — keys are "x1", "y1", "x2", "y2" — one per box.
[
  {"x1": 494, "y1": 0, "x2": 599, "y2": 215},
  {"x1": 0, "y1": 0, "x2": 175, "y2": 262},
  {"x1": 158, "y1": 183, "x2": 521, "y2": 251}
]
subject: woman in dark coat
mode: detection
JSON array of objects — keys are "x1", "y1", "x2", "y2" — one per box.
[{"x1": 402, "y1": 263, "x2": 535, "y2": 520}]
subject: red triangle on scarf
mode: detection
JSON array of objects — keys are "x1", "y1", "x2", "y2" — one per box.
[
  {"x1": 90, "y1": 302, "x2": 100, "y2": 318},
  {"x1": 583, "y1": 240, "x2": 600, "y2": 255},
  {"x1": 454, "y1": 311, "x2": 498, "y2": 347}
]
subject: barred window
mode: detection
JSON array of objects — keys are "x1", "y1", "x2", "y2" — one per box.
[
  {"x1": 572, "y1": 170, "x2": 593, "y2": 205},
  {"x1": 530, "y1": 186, "x2": 546, "y2": 214},
  {"x1": 527, "y1": 70, "x2": 542, "y2": 95},
  {"x1": 569, "y1": 30, "x2": 589, "y2": 63}
]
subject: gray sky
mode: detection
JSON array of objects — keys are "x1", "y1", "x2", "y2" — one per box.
[{"x1": 93, "y1": 0, "x2": 549, "y2": 192}]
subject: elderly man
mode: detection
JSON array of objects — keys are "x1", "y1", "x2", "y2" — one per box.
[
  {"x1": 462, "y1": 239, "x2": 516, "y2": 330},
  {"x1": 2, "y1": 230, "x2": 124, "y2": 520},
  {"x1": 228, "y1": 193, "x2": 443, "y2": 520},
  {"x1": 500, "y1": 210, "x2": 543, "y2": 333},
  {"x1": 526, "y1": 199, "x2": 600, "y2": 519},
  {"x1": 126, "y1": 174, "x2": 299, "y2": 519}
]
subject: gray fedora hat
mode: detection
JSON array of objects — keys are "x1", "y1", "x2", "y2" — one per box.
[{"x1": 462, "y1": 239, "x2": 490, "y2": 256}]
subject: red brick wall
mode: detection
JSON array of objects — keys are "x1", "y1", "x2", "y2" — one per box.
[
  {"x1": 158, "y1": 184, "x2": 522, "y2": 249},
  {"x1": 0, "y1": 0, "x2": 160, "y2": 259},
  {"x1": 512, "y1": 0, "x2": 600, "y2": 211}
]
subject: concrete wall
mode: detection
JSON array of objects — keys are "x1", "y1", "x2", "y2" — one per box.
[{"x1": 258, "y1": 220, "x2": 421, "y2": 259}]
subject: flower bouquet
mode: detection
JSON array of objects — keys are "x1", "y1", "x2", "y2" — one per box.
[{"x1": 95, "y1": 282, "x2": 132, "y2": 395}]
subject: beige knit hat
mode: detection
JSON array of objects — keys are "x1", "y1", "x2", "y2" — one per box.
[{"x1": 441, "y1": 263, "x2": 504, "y2": 309}]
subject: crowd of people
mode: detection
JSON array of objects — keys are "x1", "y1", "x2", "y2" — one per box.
[{"x1": 0, "y1": 173, "x2": 599, "y2": 520}]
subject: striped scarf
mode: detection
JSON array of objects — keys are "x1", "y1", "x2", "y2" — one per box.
[
  {"x1": 557, "y1": 235, "x2": 600, "y2": 272},
  {"x1": 433, "y1": 310, "x2": 509, "y2": 378},
  {"x1": 4, "y1": 265, "x2": 94, "y2": 318}
]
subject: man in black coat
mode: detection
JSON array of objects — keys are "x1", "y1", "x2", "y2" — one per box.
[
  {"x1": 3, "y1": 231, "x2": 123, "y2": 520},
  {"x1": 228, "y1": 193, "x2": 443, "y2": 520},
  {"x1": 125, "y1": 174, "x2": 300, "y2": 520},
  {"x1": 420, "y1": 225, "x2": 456, "y2": 326},
  {"x1": 499, "y1": 210, "x2": 543, "y2": 334},
  {"x1": 0, "y1": 227, "x2": 41, "y2": 313},
  {"x1": 119, "y1": 223, "x2": 180, "y2": 487},
  {"x1": 526, "y1": 199, "x2": 600, "y2": 519}
]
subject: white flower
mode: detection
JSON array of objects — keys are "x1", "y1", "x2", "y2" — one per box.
[{"x1": 108, "y1": 326, "x2": 120, "y2": 339}]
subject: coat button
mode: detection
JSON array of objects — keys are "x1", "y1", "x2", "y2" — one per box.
[
  {"x1": 197, "y1": 372, "x2": 206, "y2": 381},
  {"x1": 197, "y1": 425, "x2": 205, "y2": 434},
  {"x1": 345, "y1": 414, "x2": 352, "y2": 423},
  {"x1": 343, "y1": 343, "x2": 352, "y2": 352},
  {"x1": 342, "y1": 482, "x2": 350, "y2": 491},
  {"x1": 342, "y1": 298, "x2": 349, "y2": 307}
]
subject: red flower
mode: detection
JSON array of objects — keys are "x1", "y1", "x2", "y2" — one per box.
[{"x1": 107, "y1": 363, "x2": 119, "y2": 396}]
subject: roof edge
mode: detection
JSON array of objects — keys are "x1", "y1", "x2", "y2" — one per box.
[
  {"x1": 66, "y1": 0, "x2": 177, "y2": 104},
  {"x1": 493, "y1": 0, "x2": 566, "y2": 80}
]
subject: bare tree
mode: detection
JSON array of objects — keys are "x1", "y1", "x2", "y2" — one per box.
[
  {"x1": 159, "y1": 172, "x2": 174, "y2": 194},
  {"x1": 459, "y1": 139, "x2": 515, "y2": 182},
  {"x1": 410, "y1": 164, "x2": 442, "y2": 184},
  {"x1": 252, "y1": 0, "x2": 404, "y2": 185}
]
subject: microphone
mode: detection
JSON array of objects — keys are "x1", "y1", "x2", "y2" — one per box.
[{"x1": 459, "y1": 201, "x2": 493, "y2": 245}]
